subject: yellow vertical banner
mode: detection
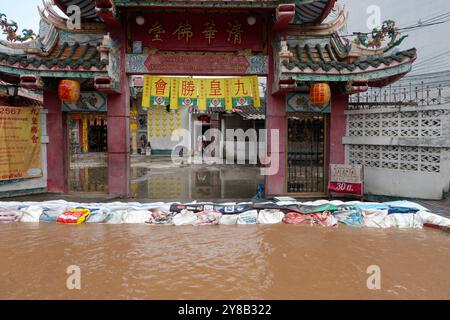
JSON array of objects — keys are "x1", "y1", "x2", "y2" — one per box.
[
  {"x1": 82, "y1": 114, "x2": 88, "y2": 153},
  {"x1": 141, "y1": 75, "x2": 152, "y2": 108},
  {"x1": 170, "y1": 78, "x2": 179, "y2": 110},
  {"x1": 206, "y1": 79, "x2": 226, "y2": 108},
  {"x1": 198, "y1": 78, "x2": 207, "y2": 111},
  {"x1": 224, "y1": 79, "x2": 233, "y2": 111},
  {"x1": 250, "y1": 76, "x2": 261, "y2": 108},
  {"x1": 150, "y1": 76, "x2": 171, "y2": 107},
  {"x1": 178, "y1": 78, "x2": 198, "y2": 107},
  {"x1": 231, "y1": 77, "x2": 253, "y2": 107}
]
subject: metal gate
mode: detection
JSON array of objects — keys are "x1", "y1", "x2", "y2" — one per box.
[{"x1": 287, "y1": 113, "x2": 326, "y2": 193}]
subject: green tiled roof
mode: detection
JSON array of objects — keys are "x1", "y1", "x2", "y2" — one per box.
[
  {"x1": 0, "y1": 42, "x2": 108, "y2": 70},
  {"x1": 283, "y1": 46, "x2": 417, "y2": 72}
]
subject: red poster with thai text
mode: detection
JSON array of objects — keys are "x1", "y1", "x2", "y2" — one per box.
[{"x1": 328, "y1": 182, "x2": 363, "y2": 196}]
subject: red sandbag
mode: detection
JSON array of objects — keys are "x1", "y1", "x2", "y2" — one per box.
[
  {"x1": 283, "y1": 211, "x2": 337, "y2": 227},
  {"x1": 283, "y1": 212, "x2": 314, "y2": 225}
]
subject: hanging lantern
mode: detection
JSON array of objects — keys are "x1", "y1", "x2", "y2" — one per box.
[
  {"x1": 309, "y1": 83, "x2": 331, "y2": 107},
  {"x1": 59, "y1": 80, "x2": 80, "y2": 103}
]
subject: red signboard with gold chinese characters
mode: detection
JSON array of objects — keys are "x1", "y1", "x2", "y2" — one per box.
[{"x1": 129, "y1": 12, "x2": 265, "y2": 52}]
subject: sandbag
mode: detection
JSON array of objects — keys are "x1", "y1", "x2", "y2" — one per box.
[
  {"x1": 105, "y1": 209, "x2": 125, "y2": 224},
  {"x1": 387, "y1": 207, "x2": 419, "y2": 214},
  {"x1": 56, "y1": 209, "x2": 91, "y2": 224},
  {"x1": 122, "y1": 210, "x2": 152, "y2": 224},
  {"x1": 237, "y1": 210, "x2": 258, "y2": 224},
  {"x1": 333, "y1": 209, "x2": 364, "y2": 227},
  {"x1": 0, "y1": 209, "x2": 20, "y2": 223},
  {"x1": 173, "y1": 209, "x2": 198, "y2": 226},
  {"x1": 219, "y1": 214, "x2": 239, "y2": 225},
  {"x1": 356, "y1": 203, "x2": 390, "y2": 210},
  {"x1": 257, "y1": 209, "x2": 284, "y2": 224},
  {"x1": 40, "y1": 205, "x2": 66, "y2": 222},
  {"x1": 314, "y1": 211, "x2": 338, "y2": 227},
  {"x1": 86, "y1": 208, "x2": 112, "y2": 223},
  {"x1": 283, "y1": 211, "x2": 337, "y2": 227},
  {"x1": 147, "y1": 208, "x2": 173, "y2": 225},
  {"x1": 387, "y1": 213, "x2": 423, "y2": 229},
  {"x1": 418, "y1": 211, "x2": 450, "y2": 231},
  {"x1": 19, "y1": 205, "x2": 43, "y2": 222},
  {"x1": 384, "y1": 200, "x2": 428, "y2": 212},
  {"x1": 361, "y1": 209, "x2": 390, "y2": 228},
  {"x1": 196, "y1": 210, "x2": 222, "y2": 225},
  {"x1": 283, "y1": 212, "x2": 313, "y2": 225}
]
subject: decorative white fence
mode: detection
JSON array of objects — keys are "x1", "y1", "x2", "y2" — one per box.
[{"x1": 344, "y1": 83, "x2": 450, "y2": 200}]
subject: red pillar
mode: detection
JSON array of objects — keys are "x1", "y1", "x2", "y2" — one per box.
[
  {"x1": 329, "y1": 90, "x2": 348, "y2": 165},
  {"x1": 265, "y1": 28, "x2": 286, "y2": 197},
  {"x1": 107, "y1": 28, "x2": 130, "y2": 197},
  {"x1": 44, "y1": 91, "x2": 68, "y2": 193}
]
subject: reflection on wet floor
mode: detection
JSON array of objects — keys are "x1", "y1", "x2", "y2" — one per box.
[
  {"x1": 69, "y1": 167, "x2": 108, "y2": 193},
  {"x1": 69, "y1": 159, "x2": 264, "y2": 201},
  {"x1": 131, "y1": 165, "x2": 264, "y2": 201}
]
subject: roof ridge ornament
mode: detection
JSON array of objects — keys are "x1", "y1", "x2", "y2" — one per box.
[
  {"x1": 0, "y1": 13, "x2": 36, "y2": 43},
  {"x1": 353, "y1": 20, "x2": 408, "y2": 53}
]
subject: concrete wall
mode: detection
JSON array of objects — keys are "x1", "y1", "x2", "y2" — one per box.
[
  {"x1": 344, "y1": 104, "x2": 450, "y2": 200},
  {"x1": 0, "y1": 109, "x2": 48, "y2": 197}
]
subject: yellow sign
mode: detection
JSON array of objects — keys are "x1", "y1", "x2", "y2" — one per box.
[
  {"x1": 178, "y1": 78, "x2": 198, "y2": 108},
  {"x1": 142, "y1": 76, "x2": 261, "y2": 110},
  {"x1": 170, "y1": 78, "x2": 179, "y2": 110},
  {"x1": 141, "y1": 75, "x2": 152, "y2": 108},
  {"x1": 230, "y1": 77, "x2": 253, "y2": 107},
  {"x1": 150, "y1": 76, "x2": 171, "y2": 107},
  {"x1": 250, "y1": 76, "x2": 261, "y2": 108},
  {"x1": 0, "y1": 106, "x2": 42, "y2": 181}
]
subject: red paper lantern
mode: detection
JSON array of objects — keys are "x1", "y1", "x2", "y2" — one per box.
[
  {"x1": 59, "y1": 80, "x2": 80, "y2": 103},
  {"x1": 309, "y1": 83, "x2": 331, "y2": 107}
]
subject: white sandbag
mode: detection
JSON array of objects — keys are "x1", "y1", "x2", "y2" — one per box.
[
  {"x1": 0, "y1": 209, "x2": 21, "y2": 222},
  {"x1": 196, "y1": 210, "x2": 222, "y2": 225},
  {"x1": 19, "y1": 205, "x2": 43, "y2": 222},
  {"x1": 105, "y1": 209, "x2": 125, "y2": 224},
  {"x1": 86, "y1": 208, "x2": 112, "y2": 223},
  {"x1": 418, "y1": 211, "x2": 450, "y2": 228},
  {"x1": 361, "y1": 209, "x2": 391, "y2": 228},
  {"x1": 237, "y1": 210, "x2": 258, "y2": 225},
  {"x1": 257, "y1": 209, "x2": 284, "y2": 224},
  {"x1": 219, "y1": 214, "x2": 239, "y2": 225},
  {"x1": 387, "y1": 213, "x2": 423, "y2": 229},
  {"x1": 122, "y1": 210, "x2": 152, "y2": 224},
  {"x1": 301, "y1": 200, "x2": 332, "y2": 206},
  {"x1": 173, "y1": 209, "x2": 198, "y2": 226}
]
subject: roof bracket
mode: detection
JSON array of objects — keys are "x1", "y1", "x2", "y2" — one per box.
[
  {"x1": 95, "y1": 0, "x2": 120, "y2": 27},
  {"x1": 19, "y1": 75, "x2": 44, "y2": 90},
  {"x1": 94, "y1": 76, "x2": 119, "y2": 94},
  {"x1": 273, "y1": 4, "x2": 296, "y2": 31}
]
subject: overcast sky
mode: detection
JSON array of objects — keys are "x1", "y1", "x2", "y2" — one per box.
[{"x1": 1, "y1": 0, "x2": 449, "y2": 75}]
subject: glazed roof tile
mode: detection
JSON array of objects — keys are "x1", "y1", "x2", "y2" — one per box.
[
  {"x1": 283, "y1": 46, "x2": 417, "y2": 73},
  {"x1": 0, "y1": 42, "x2": 108, "y2": 71}
]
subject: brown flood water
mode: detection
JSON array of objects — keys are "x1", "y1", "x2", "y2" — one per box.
[{"x1": 0, "y1": 223, "x2": 449, "y2": 300}]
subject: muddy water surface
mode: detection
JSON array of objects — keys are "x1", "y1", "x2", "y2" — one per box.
[{"x1": 0, "y1": 223, "x2": 449, "y2": 300}]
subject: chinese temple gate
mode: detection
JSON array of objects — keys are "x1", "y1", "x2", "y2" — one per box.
[{"x1": 0, "y1": 0, "x2": 416, "y2": 198}]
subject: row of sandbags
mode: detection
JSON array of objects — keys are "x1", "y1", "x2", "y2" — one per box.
[{"x1": 0, "y1": 199, "x2": 449, "y2": 230}]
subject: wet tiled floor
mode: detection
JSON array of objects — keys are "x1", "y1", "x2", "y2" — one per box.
[{"x1": 68, "y1": 155, "x2": 264, "y2": 201}]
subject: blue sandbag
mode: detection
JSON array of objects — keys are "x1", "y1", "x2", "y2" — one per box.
[
  {"x1": 387, "y1": 206, "x2": 419, "y2": 214},
  {"x1": 333, "y1": 209, "x2": 364, "y2": 227},
  {"x1": 355, "y1": 203, "x2": 390, "y2": 210},
  {"x1": 384, "y1": 200, "x2": 428, "y2": 212}
]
